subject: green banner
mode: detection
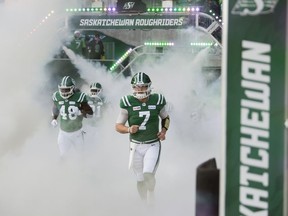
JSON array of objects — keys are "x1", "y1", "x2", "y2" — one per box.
[
  {"x1": 225, "y1": 0, "x2": 287, "y2": 215},
  {"x1": 68, "y1": 14, "x2": 193, "y2": 29}
]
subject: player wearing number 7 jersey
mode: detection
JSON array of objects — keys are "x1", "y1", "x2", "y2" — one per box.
[
  {"x1": 115, "y1": 72, "x2": 170, "y2": 205},
  {"x1": 51, "y1": 76, "x2": 93, "y2": 157}
]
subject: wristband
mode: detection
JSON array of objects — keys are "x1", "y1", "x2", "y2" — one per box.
[{"x1": 127, "y1": 127, "x2": 131, "y2": 134}]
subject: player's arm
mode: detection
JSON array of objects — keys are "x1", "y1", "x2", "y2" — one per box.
[
  {"x1": 161, "y1": 115, "x2": 170, "y2": 132},
  {"x1": 158, "y1": 106, "x2": 170, "y2": 140},
  {"x1": 160, "y1": 105, "x2": 170, "y2": 131},
  {"x1": 80, "y1": 102, "x2": 94, "y2": 118},
  {"x1": 52, "y1": 103, "x2": 59, "y2": 120},
  {"x1": 115, "y1": 109, "x2": 130, "y2": 134},
  {"x1": 51, "y1": 103, "x2": 59, "y2": 127}
]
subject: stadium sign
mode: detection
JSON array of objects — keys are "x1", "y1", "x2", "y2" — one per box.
[
  {"x1": 68, "y1": 14, "x2": 191, "y2": 29},
  {"x1": 231, "y1": 0, "x2": 279, "y2": 15},
  {"x1": 224, "y1": 0, "x2": 287, "y2": 215}
]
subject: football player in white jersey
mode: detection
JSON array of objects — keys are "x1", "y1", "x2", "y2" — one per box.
[{"x1": 86, "y1": 82, "x2": 106, "y2": 121}]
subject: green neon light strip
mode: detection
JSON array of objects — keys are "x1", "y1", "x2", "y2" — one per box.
[{"x1": 110, "y1": 48, "x2": 133, "y2": 71}]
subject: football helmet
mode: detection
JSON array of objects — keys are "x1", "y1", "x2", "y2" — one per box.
[
  {"x1": 89, "y1": 82, "x2": 102, "y2": 98},
  {"x1": 74, "y1": 30, "x2": 81, "y2": 38},
  {"x1": 131, "y1": 72, "x2": 152, "y2": 99},
  {"x1": 58, "y1": 76, "x2": 75, "y2": 99}
]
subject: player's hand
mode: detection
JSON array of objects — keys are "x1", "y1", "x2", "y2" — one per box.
[
  {"x1": 129, "y1": 125, "x2": 139, "y2": 134},
  {"x1": 51, "y1": 119, "x2": 58, "y2": 127},
  {"x1": 157, "y1": 129, "x2": 167, "y2": 141}
]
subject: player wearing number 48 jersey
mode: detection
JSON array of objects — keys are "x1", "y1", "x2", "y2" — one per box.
[
  {"x1": 51, "y1": 76, "x2": 93, "y2": 157},
  {"x1": 115, "y1": 72, "x2": 170, "y2": 205}
]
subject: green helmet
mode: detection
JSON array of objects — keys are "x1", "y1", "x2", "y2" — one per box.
[
  {"x1": 58, "y1": 76, "x2": 75, "y2": 99},
  {"x1": 131, "y1": 72, "x2": 152, "y2": 99},
  {"x1": 90, "y1": 82, "x2": 102, "y2": 98}
]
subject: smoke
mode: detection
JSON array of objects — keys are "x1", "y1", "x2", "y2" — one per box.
[{"x1": 0, "y1": 1, "x2": 221, "y2": 216}]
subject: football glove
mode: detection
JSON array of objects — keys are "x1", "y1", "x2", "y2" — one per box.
[{"x1": 51, "y1": 119, "x2": 58, "y2": 127}]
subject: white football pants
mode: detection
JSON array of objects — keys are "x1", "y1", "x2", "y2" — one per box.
[
  {"x1": 57, "y1": 129, "x2": 84, "y2": 157},
  {"x1": 131, "y1": 141, "x2": 161, "y2": 181}
]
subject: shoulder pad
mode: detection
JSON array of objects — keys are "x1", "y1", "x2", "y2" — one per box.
[
  {"x1": 69, "y1": 91, "x2": 87, "y2": 103},
  {"x1": 152, "y1": 93, "x2": 166, "y2": 105},
  {"x1": 120, "y1": 95, "x2": 132, "y2": 108},
  {"x1": 76, "y1": 92, "x2": 87, "y2": 103}
]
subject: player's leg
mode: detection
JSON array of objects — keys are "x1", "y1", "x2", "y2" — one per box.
[
  {"x1": 143, "y1": 142, "x2": 161, "y2": 183},
  {"x1": 143, "y1": 142, "x2": 161, "y2": 204},
  {"x1": 143, "y1": 173, "x2": 156, "y2": 205},
  {"x1": 71, "y1": 129, "x2": 85, "y2": 153},
  {"x1": 132, "y1": 145, "x2": 146, "y2": 200},
  {"x1": 143, "y1": 173, "x2": 156, "y2": 191},
  {"x1": 58, "y1": 129, "x2": 73, "y2": 157},
  {"x1": 137, "y1": 181, "x2": 147, "y2": 200}
]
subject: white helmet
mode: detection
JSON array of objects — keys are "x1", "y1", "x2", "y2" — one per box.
[
  {"x1": 89, "y1": 82, "x2": 102, "y2": 98},
  {"x1": 74, "y1": 30, "x2": 81, "y2": 38}
]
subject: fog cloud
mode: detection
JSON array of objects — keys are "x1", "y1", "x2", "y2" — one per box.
[{"x1": 0, "y1": 1, "x2": 221, "y2": 215}]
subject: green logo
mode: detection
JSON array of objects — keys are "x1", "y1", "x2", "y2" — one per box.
[{"x1": 231, "y1": 0, "x2": 279, "y2": 16}]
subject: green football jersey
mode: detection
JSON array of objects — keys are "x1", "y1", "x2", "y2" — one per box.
[
  {"x1": 52, "y1": 91, "x2": 88, "y2": 132},
  {"x1": 120, "y1": 93, "x2": 166, "y2": 142},
  {"x1": 68, "y1": 38, "x2": 86, "y2": 55}
]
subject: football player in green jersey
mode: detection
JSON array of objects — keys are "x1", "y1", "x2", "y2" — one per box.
[
  {"x1": 86, "y1": 82, "x2": 106, "y2": 120},
  {"x1": 51, "y1": 76, "x2": 93, "y2": 157},
  {"x1": 115, "y1": 72, "x2": 170, "y2": 204},
  {"x1": 67, "y1": 30, "x2": 87, "y2": 57}
]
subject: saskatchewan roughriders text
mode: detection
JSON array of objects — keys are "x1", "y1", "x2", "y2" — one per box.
[
  {"x1": 79, "y1": 18, "x2": 184, "y2": 27},
  {"x1": 239, "y1": 40, "x2": 271, "y2": 216}
]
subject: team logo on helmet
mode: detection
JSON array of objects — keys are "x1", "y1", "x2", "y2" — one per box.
[{"x1": 231, "y1": 0, "x2": 279, "y2": 16}]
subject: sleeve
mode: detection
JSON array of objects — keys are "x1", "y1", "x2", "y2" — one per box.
[
  {"x1": 52, "y1": 91, "x2": 58, "y2": 103},
  {"x1": 158, "y1": 94, "x2": 168, "y2": 119},
  {"x1": 116, "y1": 108, "x2": 128, "y2": 124},
  {"x1": 159, "y1": 105, "x2": 169, "y2": 119},
  {"x1": 116, "y1": 96, "x2": 130, "y2": 124}
]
